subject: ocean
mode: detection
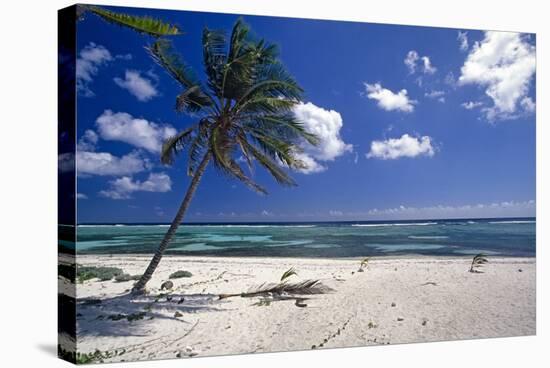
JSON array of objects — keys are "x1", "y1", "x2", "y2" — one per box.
[{"x1": 73, "y1": 217, "x2": 536, "y2": 258}]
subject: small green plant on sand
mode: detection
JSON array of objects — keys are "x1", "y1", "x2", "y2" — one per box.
[
  {"x1": 280, "y1": 267, "x2": 298, "y2": 282},
  {"x1": 77, "y1": 266, "x2": 123, "y2": 282},
  {"x1": 107, "y1": 312, "x2": 146, "y2": 322},
  {"x1": 469, "y1": 254, "x2": 488, "y2": 273},
  {"x1": 358, "y1": 257, "x2": 370, "y2": 272},
  {"x1": 169, "y1": 270, "x2": 193, "y2": 279},
  {"x1": 59, "y1": 345, "x2": 123, "y2": 364},
  {"x1": 114, "y1": 273, "x2": 141, "y2": 282}
]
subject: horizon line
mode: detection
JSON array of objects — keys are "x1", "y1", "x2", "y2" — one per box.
[{"x1": 73, "y1": 215, "x2": 536, "y2": 226}]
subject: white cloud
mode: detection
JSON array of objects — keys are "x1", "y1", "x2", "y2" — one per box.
[
  {"x1": 520, "y1": 96, "x2": 536, "y2": 113},
  {"x1": 425, "y1": 90, "x2": 445, "y2": 102},
  {"x1": 116, "y1": 53, "x2": 133, "y2": 61},
  {"x1": 461, "y1": 101, "x2": 484, "y2": 110},
  {"x1": 99, "y1": 173, "x2": 172, "y2": 199},
  {"x1": 458, "y1": 31, "x2": 536, "y2": 121},
  {"x1": 362, "y1": 200, "x2": 535, "y2": 220},
  {"x1": 77, "y1": 150, "x2": 149, "y2": 176},
  {"x1": 76, "y1": 193, "x2": 88, "y2": 199},
  {"x1": 444, "y1": 72, "x2": 457, "y2": 87},
  {"x1": 421, "y1": 56, "x2": 437, "y2": 74},
  {"x1": 293, "y1": 153, "x2": 326, "y2": 174},
  {"x1": 364, "y1": 83, "x2": 416, "y2": 112},
  {"x1": 77, "y1": 129, "x2": 99, "y2": 151},
  {"x1": 114, "y1": 70, "x2": 159, "y2": 102},
  {"x1": 292, "y1": 102, "x2": 352, "y2": 174},
  {"x1": 96, "y1": 110, "x2": 177, "y2": 153},
  {"x1": 425, "y1": 90, "x2": 445, "y2": 98},
  {"x1": 155, "y1": 206, "x2": 165, "y2": 217},
  {"x1": 457, "y1": 31, "x2": 469, "y2": 52},
  {"x1": 367, "y1": 134, "x2": 435, "y2": 160},
  {"x1": 404, "y1": 50, "x2": 436, "y2": 74},
  {"x1": 76, "y1": 43, "x2": 113, "y2": 97},
  {"x1": 404, "y1": 50, "x2": 419, "y2": 74}
]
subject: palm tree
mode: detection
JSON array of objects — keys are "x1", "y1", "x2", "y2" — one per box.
[
  {"x1": 132, "y1": 19, "x2": 318, "y2": 292},
  {"x1": 76, "y1": 5, "x2": 181, "y2": 37}
]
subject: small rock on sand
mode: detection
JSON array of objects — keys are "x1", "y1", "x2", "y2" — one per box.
[
  {"x1": 391, "y1": 302, "x2": 396, "y2": 307},
  {"x1": 161, "y1": 281, "x2": 174, "y2": 290},
  {"x1": 397, "y1": 317, "x2": 404, "y2": 321}
]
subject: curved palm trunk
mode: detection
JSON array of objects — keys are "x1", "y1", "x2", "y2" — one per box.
[{"x1": 132, "y1": 152, "x2": 211, "y2": 293}]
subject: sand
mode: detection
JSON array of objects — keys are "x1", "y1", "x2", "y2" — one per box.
[{"x1": 67, "y1": 255, "x2": 535, "y2": 362}]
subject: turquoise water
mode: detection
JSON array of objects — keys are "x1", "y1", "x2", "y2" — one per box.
[{"x1": 73, "y1": 218, "x2": 535, "y2": 257}]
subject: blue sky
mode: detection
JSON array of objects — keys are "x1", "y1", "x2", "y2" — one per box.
[{"x1": 73, "y1": 5, "x2": 536, "y2": 223}]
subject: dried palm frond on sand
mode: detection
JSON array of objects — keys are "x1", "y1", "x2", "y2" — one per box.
[{"x1": 218, "y1": 279, "x2": 333, "y2": 300}]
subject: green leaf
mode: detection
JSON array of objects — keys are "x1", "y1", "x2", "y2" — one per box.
[
  {"x1": 202, "y1": 28, "x2": 227, "y2": 93},
  {"x1": 238, "y1": 136, "x2": 296, "y2": 186},
  {"x1": 87, "y1": 5, "x2": 181, "y2": 37},
  {"x1": 148, "y1": 39, "x2": 199, "y2": 88},
  {"x1": 161, "y1": 125, "x2": 197, "y2": 165},
  {"x1": 175, "y1": 85, "x2": 213, "y2": 113},
  {"x1": 280, "y1": 267, "x2": 298, "y2": 282}
]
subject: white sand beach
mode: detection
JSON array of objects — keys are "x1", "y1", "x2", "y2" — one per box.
[{"x1": 68, "y1": 255, "x2": 535, "y2": 363}]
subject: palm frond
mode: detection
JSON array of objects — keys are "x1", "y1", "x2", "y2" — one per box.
[
  {"x1": 86, "y1": 6, "x2": 181, "y2": 37},
  {"x1": 244, "y1": 114, "x2": 319, "y2": 146},
  {"x1": 238, "y1": 97, "x2": 297, "y2": 116},
  {"x1": 175, "y1": 85, "x2": 213, "y2": 113},
  {"x1": 233, "y1": 63, "x2": 303, "y2": 107},
  {"x1": 227, "y1": 18, "x2": 250, "y2": 62},
  {"x1": 280, "y1": 267, "x2": 298, "y2": 282},
  {"x1": 238, "y1": 136, "x2": 296, "y2": 186},
  {"x1": 248, "y1": 130, "x2": 305, "y2": 169},
  {"x1": 147, "y1": 39, "x2": 199, "y2": 88},
  {"x1": 469, "y1": 253, "x2": 489, "y2": 273},
  {"x1": 161, "y1": 125, "x2": 197, "y2": 165},
  {"x1": 220, "y1": 19, "x2": 285, "y2": 102},
  {"x1": 209, "y1": 127, "x2": 267, "y2": 194},
  {"x1": 224, "y1": 159, "x2": 267, "y2": 194},
  {"x1": 218, "y1": 279, "x2": 333, "y2": 300},
  {"x1": 236, "y1": 136, "x2": 255, "y2": 174},
  {"x1": 202, "y1": 28, "x2": 227, "y2": 93},
  {"x1": 187, "y1": 121, "x2": 211, "y2": 176}
]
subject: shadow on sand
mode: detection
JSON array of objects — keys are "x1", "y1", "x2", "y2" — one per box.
[{"x1": 77, "y1": 291, "x2": 225, "y2": 338}]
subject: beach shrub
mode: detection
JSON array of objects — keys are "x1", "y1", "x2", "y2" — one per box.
[
  {"x1": 77, "y1": 266, "x2": 124, "y2": 282},
  {"x1": 169, "y1": 270, "x2": 193, "y2": 279},
  {"x1": 58, "y1": 345, "x2": 113, "y2": 364},
  {"x1": 107, "y1": 312, "x2": 146, "y2": 322},
  {"x1": 114, "y1": 274, "x2": 131, "y2": 282},
  {"x1": 469, "y1": 253, "x2": 488, "y2": 273},
  {"x1": 114, "y1": 273, "x2": 142, "y2": 282}
]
